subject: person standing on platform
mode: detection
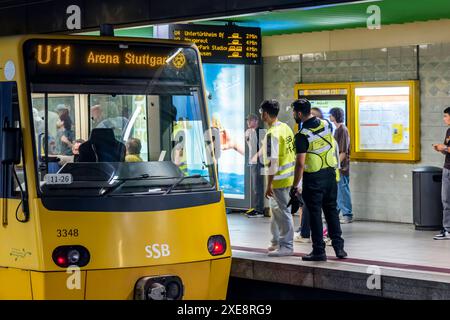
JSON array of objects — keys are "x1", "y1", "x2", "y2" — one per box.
[
  {"x1": 432, "y1": 107, "x2": 450, "y2": 240},
  {"x1": 259, "y1": 99, "x2": 295, "y2": 257},
  {"x1": 290, "y1": 98, "x2": 347, "y2": 261},
  {"x1": 244, "y1": 113, "x2": 265, "y2": 218},
  {"x1": 294, "y1": 106, "x2": 333, "y2": 245},
  {"x1": 330, "y1": 107, "x2": 353, "y2": 224},
  {"x1": 220, "y1": 113, "x2": 265, "y2": 217},
  {"x1": 311, "y1": 107, "x2": 325, "y2": 125}
]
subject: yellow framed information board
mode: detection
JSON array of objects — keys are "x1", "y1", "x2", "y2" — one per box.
[
  {"x1": 294, "y1": 82, "x2": 351, "y2": 133},
  {"x1": 294, "y1": 80, "x2": 420, "y2": 163}
]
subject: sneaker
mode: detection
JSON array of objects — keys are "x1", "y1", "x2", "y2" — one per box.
[
  {"x1": 433, "y1": 230, "x2": 450, "y2": 240},
  {"x1": 245, "y1": 209, "x2": 264, "y2": 218},
  {"x1": 267, "y1": 244, "x2": 279, "y2": 251},
  {"x1": 294, "y1": 234, "x2": 311, "y2": 243},
  {"x1": 268, "y1": 247, "x2": 294, "y2": 257},
  {"x1": 340, "y1": 216, "x2": 353, "y2": 224}
]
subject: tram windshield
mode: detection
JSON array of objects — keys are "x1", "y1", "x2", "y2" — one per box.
[{"x1": 24, "y1": 39, "x2": 216, "y2": 197}]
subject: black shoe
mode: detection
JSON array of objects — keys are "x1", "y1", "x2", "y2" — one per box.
[
  {"x1": 246, "y1": 211, "x2": 264, "y2": 218},
  {"x1": 335, "y1": 248, "x2": 348, "y2": 259},
  {"x1": 302, "y1": 252, "x2": 327, "y2": 261}
]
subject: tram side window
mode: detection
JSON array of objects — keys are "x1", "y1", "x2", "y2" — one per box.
[
  {"x1": 0, "y1": 82, "x2": 27, "y2": 197},
  {"x1": 159, "y1": 93, "x2": 211, "y2": 178},
  {"x1": 32, "y1": 94, "x2": 76, "y2": 157},
  {"x1": 32, "y1": 94, "x2": 79, "y2": 176}
]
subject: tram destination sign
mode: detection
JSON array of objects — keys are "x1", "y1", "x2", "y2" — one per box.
[
  {"x1": 168, "y1": 24, "x2": 261, "y2": 65},
  {"x1": 23, "y1": 39, "x2": 200, "y2": 84}
]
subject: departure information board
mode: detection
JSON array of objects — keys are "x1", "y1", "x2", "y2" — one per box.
[{"x1": 168, "y1": 24, "x2": 261, "y2": 65}]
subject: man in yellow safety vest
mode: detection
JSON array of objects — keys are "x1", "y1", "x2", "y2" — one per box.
[
  {"x1": 259, "y1": 99, "x2": 295, "y2": 257},
  {"x1": 290, "y1": 98, "x2": 347, "y2": 261}
]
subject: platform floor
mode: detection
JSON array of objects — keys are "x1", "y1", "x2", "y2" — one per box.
[{"x1": 228, "y1": 213, "x2": 450, "y2": 299}]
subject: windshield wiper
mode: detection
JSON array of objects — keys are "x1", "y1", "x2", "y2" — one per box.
[
  {"x1": 100, "y1": 173, "x2": 204, "y2": 196},
  {"x1": 164, "y1": 174, "x2": 202, "y2": 195},
  {"x1": 100, "y1": 173, "x2": 151, "y2": 197}
]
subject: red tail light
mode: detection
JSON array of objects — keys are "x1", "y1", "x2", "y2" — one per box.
[
  {"x1": 52, "y1": 245, "x2": 90, "y2": 268},
  {"x1": 208, "y1": 235, "x2": 227, "y2": 256},
  {"x1": 56, "y1": 256, "x2": 67, "y2": 266}
]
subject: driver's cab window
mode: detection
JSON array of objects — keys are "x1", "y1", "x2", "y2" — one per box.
[
  {"x1": 31, "y1": 89, "x2": 213, "y2": 194},
  {"x1": 89, "y1": 94, "x2": 148, "y2": 161}
]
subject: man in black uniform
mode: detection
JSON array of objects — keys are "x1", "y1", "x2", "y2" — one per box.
[{"x1": 290, "y1": 99, "x2": 347, "y2": 261}]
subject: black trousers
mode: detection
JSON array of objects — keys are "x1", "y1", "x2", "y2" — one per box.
[
  {"x1": 250, "y1": 163, "x2": 264, "y2": 213},
  {"x1": 302, "y1": 168, "x2": 344, "y2": 254}
]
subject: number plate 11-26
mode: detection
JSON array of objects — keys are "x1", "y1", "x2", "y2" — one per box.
[{"x1": 44, "y1": 173, "x2": 73, "y2": 185}]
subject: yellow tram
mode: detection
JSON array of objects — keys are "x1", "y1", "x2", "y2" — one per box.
[{"x1": 0, "y1": 35, "x2": 231, "y2": 299}]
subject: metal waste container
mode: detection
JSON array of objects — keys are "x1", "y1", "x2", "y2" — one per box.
[{"x1": 412, "y1": 166, "x2": 443, "y2": 230}]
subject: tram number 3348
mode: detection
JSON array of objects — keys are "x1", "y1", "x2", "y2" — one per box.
[
  {"x1": 145, "y1": 244, "x2": 171, "y2": 259},
  {"x1": 56, "y1": 229, "x2": 79, "y2": 237}
]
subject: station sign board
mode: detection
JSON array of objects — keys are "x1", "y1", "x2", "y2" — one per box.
[{"x1": 168, "y1": 24, "x2": 261, "y2": 65}]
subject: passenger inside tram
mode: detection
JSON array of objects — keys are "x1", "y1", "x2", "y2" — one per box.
[
  {"x1": 57, "y1": 138, "x2": 85, "y2": 166},
  {"x1": 125, "y1": 138, "x2": 143, "y2": 162}
]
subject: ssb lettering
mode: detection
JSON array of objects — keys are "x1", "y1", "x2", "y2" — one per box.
[{"x1": 145, "y1": 244, "x2": 171, "y2": 259}]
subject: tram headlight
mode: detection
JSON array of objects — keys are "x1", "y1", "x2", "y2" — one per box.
[
  {"x1": 134, "y1": 276, "x2": 184, "y2": 300},
  {"x1": 207, "y1": 235, "x2": 227, "y2": 256},
  {"x1": 67, "y1": 249, "x2": 81, "y2": 264},
  {"x1": 52, "y1": 245, "x2": 90, "y2": 268}
]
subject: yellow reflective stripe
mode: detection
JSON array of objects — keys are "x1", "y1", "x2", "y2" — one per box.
[
  {"x1": 274, "y1": 161, "x2": 295, "y2": 181},
  {"x1": 301, "y1": 128, "x2": 331, "y2": 143},
  {"x1": 314, "y1": 144, "x2": 332, "y2": 154},
  {"x1": 273, "y1": 170, "x2": 294, "y2": 181},
  {"x1": 277, "y1": 161, "x2": 295, "y2": 173}
]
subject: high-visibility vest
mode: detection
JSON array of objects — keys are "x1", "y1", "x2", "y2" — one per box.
[
  {"x1": 333, "y1": 138, "x2": 341, "y2": 182},
  {"x1": 173, "y1": 122, "x2": 188, "y2": 175},
  {"x1": 300, "y1": 120, "x2": 338, "y2": 174},
  {"x1": 264, "y1": 121, "x2": 295, "y2": 189}
]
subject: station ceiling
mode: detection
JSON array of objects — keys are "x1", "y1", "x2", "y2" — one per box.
[
  {"x1": 204, "y1": 0, "x2": 450, "y2": 36},
  {"x1": 1, "y1": 0, "x2": 447, "y2": 36},
  {"x1": 103, "y1": 0, "x2": 450, "y2": 39}
]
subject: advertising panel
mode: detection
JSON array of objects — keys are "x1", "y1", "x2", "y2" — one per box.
[{"x1": 203, "y1": 64, "x2": 246, "y2": 199}]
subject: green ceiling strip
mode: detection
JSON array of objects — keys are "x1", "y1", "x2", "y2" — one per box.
[{"x1": 217, "y1": 0, "x2": 450, "y2": 36}]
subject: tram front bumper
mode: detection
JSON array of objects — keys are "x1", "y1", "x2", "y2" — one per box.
[{"x1": 29, "y1": 257, "x2": 231, "y2": 300}]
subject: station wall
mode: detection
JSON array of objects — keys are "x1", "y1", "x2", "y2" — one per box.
[{"x1": 261, "y1": 20, "x2": 450, "y2": 223}]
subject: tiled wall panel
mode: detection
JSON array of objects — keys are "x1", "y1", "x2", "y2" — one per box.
[{"x1": 263, "y1": 44, "x2": 450, "y2": 223}]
